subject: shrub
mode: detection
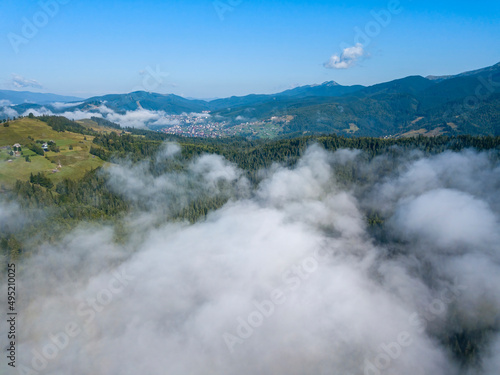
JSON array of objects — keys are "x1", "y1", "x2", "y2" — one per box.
[
  {"x1": 49, "y1": 143, "x2": 60, "y2": 153},
  {"x1": 29, "y1": 143, "x2": 45, "y2": 156}
]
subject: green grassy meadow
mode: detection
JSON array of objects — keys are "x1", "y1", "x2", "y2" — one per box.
[{"x1": 0, "y1": 118, "x2": 105, "y2": 188}]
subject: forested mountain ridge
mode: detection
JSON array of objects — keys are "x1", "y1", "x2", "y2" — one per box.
[
  {"x1": 3, "y1": 62, "x2": 500, "y2": 137},
  {"x1": 0, "y1": 90, "x2": 83, "y2": 105},
  {"x1": 2, "y1": 118, "x2": 499, "y2": 369},
  {"x1": 2, "y1": 115, "x2": 500, "y2": 255}
]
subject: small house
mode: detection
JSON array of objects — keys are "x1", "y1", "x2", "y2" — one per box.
[{"x1": 12, "y1": 143, "x2": 22, "y2": 156}]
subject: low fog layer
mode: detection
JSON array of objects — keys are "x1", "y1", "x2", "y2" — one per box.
[
  {"x1": 0, "y1": 104, "x2": 202, "y2": 128},
  {"x1": 1, "y1": 145, "x2": 500, "y2": 375}
]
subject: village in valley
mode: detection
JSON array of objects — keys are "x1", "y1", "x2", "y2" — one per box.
[{"x1": 158, "y1": 112, "x2": 294, "y2": 139}]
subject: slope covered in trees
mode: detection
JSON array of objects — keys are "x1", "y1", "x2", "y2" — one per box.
[
  {"x1": 3, "y1": 130, "x2": 500, "y2": 258},
  {"x1": 2, "y1": 129, "x2": 500, "y2": 371}
]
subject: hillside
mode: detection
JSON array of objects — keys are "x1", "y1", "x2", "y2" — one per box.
[
  {"x1": 0, "y1": 118, "x2": 105, "y2": 188},
  {"x1": 82, "y1": 91, "x2": 210, "y2": 114},
  {"x1": 221, "y1": 64, "x2": 500, "y2": 137},
  {"x1": 2, "y1": 125, "x2": 500, "y2": 374}
]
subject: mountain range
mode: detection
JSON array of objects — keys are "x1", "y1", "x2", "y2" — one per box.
[
  {"x1": 0, "y1": 90, "x2": 83, "y2": 105},
  {"x1": 2, "y1": 62, "x2": 499, "y2": 138}
]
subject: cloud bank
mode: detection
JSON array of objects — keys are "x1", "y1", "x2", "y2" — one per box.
[
  {"x1": 49, "y1": 102, "x2": 85, "y2": 110},
  {"x1": 105, "y1": 108, "x2": 182, "y2": 128},
  {"x1": 1, "y1": 145, "x2": 500, "y2": 375},
  {"x1": 0, "y1": 103, "x2": 207, "y2": 128}
]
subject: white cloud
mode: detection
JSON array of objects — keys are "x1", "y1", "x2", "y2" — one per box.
[
  {"x1": 150, "y1": 117, "x2": 180, "y2": 126},
  {"x1": 97, "y1": 104, "x2": 115, "y2": 115},
  {"x1": 0, "y1": 201, "x2": 21, "y2": 228},
  {"x1": 19, "y1": 107, "x2": 45, "y2": 116},
  {"x1": 105, "y1": 108, "x2": 163, "y2": 128},
  {"x1": 106, "y1": 108, "x2": 183, "y2": 128},
  {"x1": 0, "y1": 102, "x2": 187, "y2": 128},
  {"x1": 10, "y1": 73, "x2": 43, "y2": 89},
  {"x1": 190, "y1": 112, "x2": 211, "y2": 118},
  {"x1": 50, "y1": 102, "x2": 84, "y2": 109},
  {"x1": 392, "y1": 188, "x2": 498, "y2": 249},
  {"x1": 21, "y1": 107, "x2": 52, "y2": 117},
  {"x1": 324, "y1": 43, "x2": 365, "y2": 69},
  {"x1": 61, "y1": 110, "x2": 101, "y2": 120},
  {"x1": 156, "y1": 142, "x2": 181, "y2": 162},
  {"x1": 18, "y1": 107, "x2": 97, "y2": 120},
  {"x1": 0, "y1": 106, "x2": 19, "y2": 118},
  {"x1": 2, "y1": 146, "x2": 500, "y2": 374}
]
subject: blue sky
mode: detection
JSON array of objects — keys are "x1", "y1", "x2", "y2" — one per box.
[{"x1": 1, "y1": 0, "x2": 499, "y2": 99}]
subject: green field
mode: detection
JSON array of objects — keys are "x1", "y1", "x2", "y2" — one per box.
[
  {"x1": 0, "y1": 118, "x2": 105, "y2": 188},
  {"x1": 229, "y1": 121, "x2": 284, "y2": 139}
]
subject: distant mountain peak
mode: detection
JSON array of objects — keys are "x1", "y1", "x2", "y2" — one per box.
[
  {"x1": 322, "y1": 81, "x2": 341, "y2": 87},
  {"x1": 426, "y1": 75, "x2": 452, "y2": 81}
]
